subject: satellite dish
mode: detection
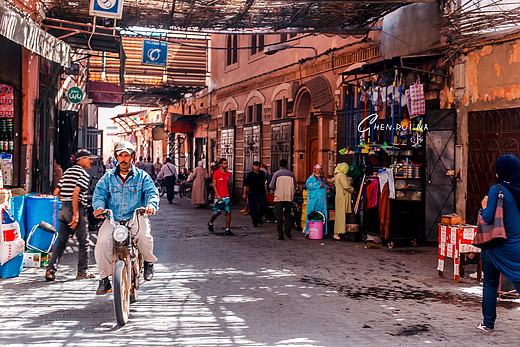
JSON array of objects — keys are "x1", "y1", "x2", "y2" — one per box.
[{"x1": 152, "y1": 126, "x2": 168, "y2": 140}]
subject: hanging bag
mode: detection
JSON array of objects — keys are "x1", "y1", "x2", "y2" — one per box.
[
  {"x1": 473, "y1": 185, "x2": 507, "y2": 249},
  {"x1": 406, "y1": 78, "x2": 425, "y2": 118}
]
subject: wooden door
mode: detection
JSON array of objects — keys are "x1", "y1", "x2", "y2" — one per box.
[{"x1": 308, "y1": 138, "x2": 319, "y2": 176}]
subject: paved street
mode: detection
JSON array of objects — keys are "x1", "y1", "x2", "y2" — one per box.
[{"x1": 1, "y1": 196, "x2": 520, "y2": 346}]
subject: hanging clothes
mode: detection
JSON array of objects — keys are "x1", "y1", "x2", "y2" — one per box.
[
  {"x1": 305, "y1": 174, "x2": 328, "y2": 235},
  {"x1": 365, "y1": 179, "x2": 379, "y2": 209},
  {"x1": 334, "y1": 163, "x2": 355, "y2": 236},
  {"x1": 378, "y1": 169, "x2": 395, "y2": 199},
  {"x1": 379, "y1": 182, "x2": 391, "y2": 240}
]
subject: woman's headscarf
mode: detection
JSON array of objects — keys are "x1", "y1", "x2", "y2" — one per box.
[
  {"x1": 496, "y1": 155, "x2": 520, "y2": 208},
  {"x1": 334, "y1": 162, "x2": 349, "y2": 175},
  {"x1": 312, "y1": 164, "x2": 323, "y2": 178},
  {"x1": 198, "y1": 160, "x2": 204, "y2": 167}
]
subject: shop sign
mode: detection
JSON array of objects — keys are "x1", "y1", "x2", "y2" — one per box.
[
  {"x1": 142, "y1": 40, "x2": 168, "y2": 67},
  {"x1": 66, "y1": 87, "x2": 84, "y2": 104},
  {"x1": 89, "y1": 0, "x2": 123, "y2": 19}
]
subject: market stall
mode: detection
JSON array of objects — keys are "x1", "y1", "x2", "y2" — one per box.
[{"x1": 337, "y1": 57, "x2": 455, "y2": 247}]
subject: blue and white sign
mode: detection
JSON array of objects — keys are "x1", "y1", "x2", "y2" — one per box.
[
  {"x1": 89, "y1": 0, "x2": 123, "y2": 19},
  {"x1": 142, "y1": 40, "x2": 168, "y2": 67}
]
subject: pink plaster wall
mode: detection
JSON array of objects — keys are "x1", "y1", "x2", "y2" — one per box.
[{"x1": 464, "y1": 40, "x2": 520, "y2": 106}]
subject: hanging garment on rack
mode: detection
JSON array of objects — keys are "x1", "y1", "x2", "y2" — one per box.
[
  {"x1": 365, "y1": 179, "x2": 379, "y2": 209},
  {"x1": 378, "y1": 169, "x2": 395, "y2": 199},
  {"x1": 379, "y1": 182, "x2": 391, "y2": 240}
]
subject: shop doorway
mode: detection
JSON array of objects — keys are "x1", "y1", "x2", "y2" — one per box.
[
  {"x1": 270, "y1": 120, "x2": 292, "y2": 171},
  {"x1": 467, "y1": 108, "x2": 520, "y2": 224}
]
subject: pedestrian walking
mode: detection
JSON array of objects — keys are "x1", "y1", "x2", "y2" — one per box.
[
  {"x1": 269, "y1": 159, "x2": 296, "y2": 240},
  {"x1": 305, "y1": 164, "x2": 329, "y2": 236},
  {"x1": 208, "y1": 158, "x2": 234, "y2": 235},
  {"x1": 45, "y1": 149, "x2": 97, "y2": 281},
  {"x1": 476, "y1": 155, "x2": 520, "y2": 332},
  {"x1": 52, "y1": 157, "x2": 62, "y2": 191},
  {"x1": 243, "y1": 161, "x2": 267, "y2": 227},
  {"x1": 191, "y1": 161, "x2": 208, "y2": 208},
  {"x1": 105, "y1": 156, "x2": 115, "y2": 170},
  {"x1": 136, "y1": 156, "x2": 145, "y2": 169},
  {"x1": 154, "y1": 157, "x2": 163, "y2": 177},
  {"x1": 143, "y1": 156, "x2": 155, "y2": 179},
  {"x1": 157, "y1": 158, "x2": 177, "y2": 204},
  {"x1": 333, "y1": 163, "x2": 355, "y2": 240}
]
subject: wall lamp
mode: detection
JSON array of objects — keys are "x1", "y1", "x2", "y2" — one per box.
[{"x1": 264, "y1": 43, "x2": 318, "y2": 57}]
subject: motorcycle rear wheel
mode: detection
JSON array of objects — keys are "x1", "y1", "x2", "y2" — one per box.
[{"x1": 113, "y1": 260, "x2": 130, "y2": 325}]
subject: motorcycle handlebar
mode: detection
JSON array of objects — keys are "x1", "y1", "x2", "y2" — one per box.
[{"x1": 101, "y1": 207, "x2": 146, "y2": 227}]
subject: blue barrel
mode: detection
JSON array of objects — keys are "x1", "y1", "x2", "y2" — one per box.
[
  {"x1": 26, "y1": 195, "x2": 59, "y2": 252},
  {"x1": 0, "y1": 253, "x2": 24, "y2": 278},
  {"x1": 10, "y1": 195, "x2": 26, "y2": 239}
]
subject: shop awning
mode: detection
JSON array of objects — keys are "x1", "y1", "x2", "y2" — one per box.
[
  {"x1": 0, "y1": 0, "x2": 70, "y2": 67},
  {"x1": 42, "y1": 18, "x2": 122, "y2": 54},
  {"x1": 341, "y1": 54, "x2": 445, "y2": 77},
  {"x1": 170, "y1": 121, "x2": 193, "y2": 133},
  {"x1": 89, "y1": 81, "x2": 123, "y2": 106}
]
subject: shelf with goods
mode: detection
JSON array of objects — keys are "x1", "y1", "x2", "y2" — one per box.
[{"x1": 0, "y1": 83, "x2": 14, "y2": 187}]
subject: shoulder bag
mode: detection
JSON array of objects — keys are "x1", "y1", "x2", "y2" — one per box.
[{"x1": 473, "y1": 185, "x2": 507, "y2": 249}]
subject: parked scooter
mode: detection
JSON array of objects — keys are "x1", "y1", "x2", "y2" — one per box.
[
  {"x1": 154, "y1": 178, "x2": 166, "y2": 197},
  {"x1": 99, "y1": 207, "x2": 145, "y2": 326},
  {"x1": 292, "y1": 187, "x2": 304, "y2": 231}
]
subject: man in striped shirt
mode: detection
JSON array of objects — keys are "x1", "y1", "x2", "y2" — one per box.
[{"x1": 45, "y1": 149, "x2": 96, "y2": 281}]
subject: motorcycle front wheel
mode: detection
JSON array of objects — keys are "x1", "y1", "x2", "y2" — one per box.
[{"x1": 113, "y1": 260, "x2": 130, "y2": 325}]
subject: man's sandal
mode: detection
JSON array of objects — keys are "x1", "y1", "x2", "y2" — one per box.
[
  {"x1": 76, "y1": 273, "x2": 96, "y2": 279},
  {"x1": 45, "y1": 270, "x2": 55, "y2": 281}
]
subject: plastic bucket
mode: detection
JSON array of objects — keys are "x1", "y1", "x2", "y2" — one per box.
[
  {"x1": 0, "y1": 252, "x2": 24, "y2": 279},
  {"x1": 10, "y1": 195, "x2": 26, "y2": 239},
  {"x1": 308, "y1": 211, "x2": 325, "y2": 240},
  {"x1": 308, "y1": 221, "x2": 324, "y2": 240},
  {"x1": 26, "y1": 195, "x2": 59, "y2": 251}
]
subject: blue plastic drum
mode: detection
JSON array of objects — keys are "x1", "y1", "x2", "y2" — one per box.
[{"x1": 10, "y1": 195, "x2": 26, "y2": 239}]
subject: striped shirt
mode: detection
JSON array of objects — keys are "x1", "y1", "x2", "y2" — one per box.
[{"x1": 58, "y1": 164, "x2": 90, "y2": 206}]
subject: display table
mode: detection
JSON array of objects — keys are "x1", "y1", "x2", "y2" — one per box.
[{"x1": 437, "y1": 224, "x2": 482, "y2": 281}]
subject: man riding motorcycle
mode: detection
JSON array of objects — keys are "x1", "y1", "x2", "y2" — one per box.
[{"x1": 92, "y1": 141, "x2": 160, "y2": 295}]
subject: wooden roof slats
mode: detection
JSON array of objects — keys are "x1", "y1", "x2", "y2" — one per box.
[{"x1": 42, "y1": 0, "x2": 424, "y2": 31}]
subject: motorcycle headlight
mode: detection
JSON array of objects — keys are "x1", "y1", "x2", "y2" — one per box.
[{"x1": 113, "y1": 225, "x2": 129, "y2": 242}]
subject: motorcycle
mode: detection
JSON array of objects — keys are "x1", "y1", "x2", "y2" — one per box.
[
  {"x1": 292, "y1": 187, "x2": 304, "y2": 231},
  {"x1": 99, "y1": 207, "x2": 145, "y2": 326},
  {"x1": 155, "y1": 178, "x2": 166, "y2": 197}
]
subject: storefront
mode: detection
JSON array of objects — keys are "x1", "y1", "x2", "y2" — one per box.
[
  {"x1": 0, "y1": 0, "x2": 70, "y2": 191},
  {"x1": 0, "y1": 36, "x2": 21, "y2": 188},
  {"x1": 339, "y1": 56, "x2": 455, "y2": 245}
]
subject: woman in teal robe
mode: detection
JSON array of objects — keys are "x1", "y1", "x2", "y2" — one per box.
[{"x1": 305, "y1": 164, "x2": 328, "y2": 236}]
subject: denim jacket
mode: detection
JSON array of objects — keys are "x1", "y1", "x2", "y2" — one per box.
[{"x1": 92, "y1": 165, "x2": 160, "y2": 221}]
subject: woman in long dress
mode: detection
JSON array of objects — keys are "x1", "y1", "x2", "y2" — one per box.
[
  {"x1": 333, "y1": 162, "x2": 355, "y2": 240},
  {"x1": 477, "y1": 155, "x2": 520, "y2": 332},
  {"x1": 191, "y1": 161, "x2": 208, "y2": 208},
  {"x1": 305, "y1": 164, "x2": 329, "y2": 236}
]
